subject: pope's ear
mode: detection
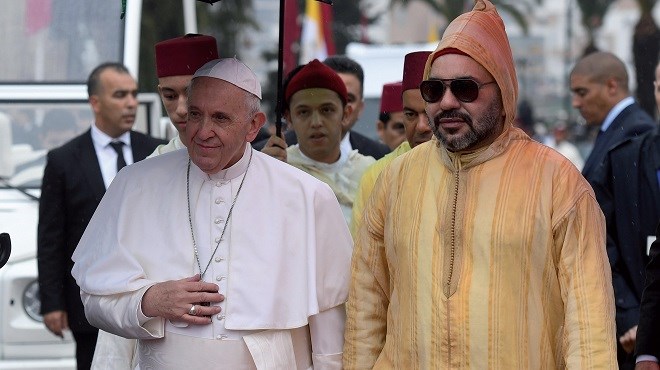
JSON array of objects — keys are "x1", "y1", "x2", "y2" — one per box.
[{"x1": 246, "y1": 112, "x2": 266, "y2": 142}]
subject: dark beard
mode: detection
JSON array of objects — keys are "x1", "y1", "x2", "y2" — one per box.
[{"x1": 431, "y1": 99, "x2": 502, "y2": 151}]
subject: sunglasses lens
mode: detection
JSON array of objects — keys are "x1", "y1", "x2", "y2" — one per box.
[
  {"x1": 420, "y1": 80, "x2": 445, "y2": 103},
  {"x1": 452, "y1": 79, "x2": 480, "y2": 102}
]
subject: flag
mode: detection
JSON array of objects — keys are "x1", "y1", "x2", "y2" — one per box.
[
  {"x1": 283, "y1": 0, "x2": 301, "y2": 77},
  {"x1": 299, "y1": 0, "x2": 335, "y2": 64},
  {"x1": 25, "y1": 0, "x2": 52, "y2": 36}
]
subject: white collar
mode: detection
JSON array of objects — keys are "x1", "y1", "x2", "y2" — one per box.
[
  {"x1": 292, "y1": 144, "x2": 348, "y2": 173},
  {"x1": 340, "y1": 131, "x2": 352, "y2": 158},
  {"x1": 91, "y1": 122, "x2": 131, "y2": 147},
  {"x1": 601, "y1": 96, "x2": 635, "y2": 132}
]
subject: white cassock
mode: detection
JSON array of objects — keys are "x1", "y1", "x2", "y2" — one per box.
[{"x1": 72, "y1": 145, "x2": 352, "y2": 369}]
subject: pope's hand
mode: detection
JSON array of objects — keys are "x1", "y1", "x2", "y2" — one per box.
[
  {"x1": 141, "y1": 274, "x2": 224, "y2": 324},
  {"x1": 261, "y1": 134, "x2": 287, "y2": 162}
]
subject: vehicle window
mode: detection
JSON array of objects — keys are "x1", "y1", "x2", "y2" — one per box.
[
  {"x1": 0, "y1": 1, "x2": 123, "y2": 83},
  {"x1": 0, "y1": 101, "x2": 153, "y2": 189}
]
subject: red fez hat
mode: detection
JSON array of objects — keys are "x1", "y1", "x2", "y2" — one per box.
[
  {"x1": 155, "y1": 34, "x2": 219, "y2": 78},
  {"x1": 379, "y1": 82, "x2": 403, "y2": 114},
  {"x1": 285, "y1": 59, "x2": 348, "y2": 106},
  {"x1": 402, "y1": 51, "x2": 432, "y2": 91}
]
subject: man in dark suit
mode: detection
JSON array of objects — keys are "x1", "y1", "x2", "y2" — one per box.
[
  {"x1": 570, "y1": 51, "x2": 655, "y2": 188},
  {"x1": 37, "y1": 62, "x2": 165, "y2": 370},
  {"x1": 599, "y1": 59, "x2": 660, "y2": 370},
  {"x1": 593, "y1": 125, "x2": 660, "y2": 369},
  {"x1": 636, "y1": 223, "x2": 660, "y2": 369},
  {"x1": 582, "y1": 54, "x2": 658, "y2": 370},
  {"x1": 257, "y1": 55, "x2": 390, "y2": 160}
]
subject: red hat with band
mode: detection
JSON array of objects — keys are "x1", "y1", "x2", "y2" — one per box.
[
  {"x1": 285, "y1": 59, "x2": 348, "y2": 106},
  {"x1": 155, "y1": 34, "x2": 219, "y2": 78},
  {"x1": 379, "y1": 82, "x2": 403, "y2": 114},
  {"x1": 402, "y1": 51, "x2": 432, "y2": 92}
]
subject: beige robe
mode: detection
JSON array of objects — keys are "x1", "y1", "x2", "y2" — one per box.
[{"x1": 344, "y1": 128, "x2": 617, "y2": 369}]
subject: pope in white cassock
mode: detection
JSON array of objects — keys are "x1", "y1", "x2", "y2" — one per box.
[{"x1": 71, "y1": 58, "x2": 352, "y2": 369}]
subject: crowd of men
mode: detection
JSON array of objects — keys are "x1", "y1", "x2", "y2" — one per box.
[{"x1": 34, "y1": 0, "x2": 660, "y2": 368}]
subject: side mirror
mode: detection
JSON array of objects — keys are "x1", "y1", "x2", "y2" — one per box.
[{"x1": 0, "y1": 233, "x2": 10, "y2": 269}]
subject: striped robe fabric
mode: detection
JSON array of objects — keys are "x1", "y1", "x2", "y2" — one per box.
[
  {"x1": 344, "y1": 127, "x2": 617, "y2": 369},
  {"x1": 351, "y1": 141, "x2": 411, "y2": 236}
]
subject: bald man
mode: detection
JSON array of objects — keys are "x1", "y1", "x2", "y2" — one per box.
[
  {"x1": 571, "y1": 52, "x2": 656, "y2": 369},
  {"x1": 589, "y1": 59, "x2": 660, "y2": 370},
  {"x1": 570, "y1": 51, "x2": 654, "y2": 187}
]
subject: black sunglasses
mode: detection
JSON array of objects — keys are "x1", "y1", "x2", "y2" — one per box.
[{"x1": 420, "y1": 78, "x2": 496, "y2": 103}]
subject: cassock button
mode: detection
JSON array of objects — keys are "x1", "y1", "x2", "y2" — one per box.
[
  {"x1": 215, "y1": 256, "x2": 224, "y2": 262},
  {"x1": 217, "y1": 314, "x2": 225, "y2": 320},
  {"x1": 216, "y1": 334, "x2": 228, "y2": 340},
  {"x1": 214, "y1": 218, "x2": 223, "y2": 224},
  {"x1": 215, "y1": 276, "x2": 226, "y2": 281},
  {"x1": 215, "y1": 198, "x2": 224, "y2": 204},
  {"x1": 214, "y1": 237, "x2": 221, "y2": 243}
]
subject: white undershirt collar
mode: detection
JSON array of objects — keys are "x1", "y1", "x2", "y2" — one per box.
[{"x1": 601, "y1": 96, "x2": 634, "y2": 132}]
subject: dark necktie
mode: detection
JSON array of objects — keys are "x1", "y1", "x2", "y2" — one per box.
[{"x1": 109, "y1": 141, "x2": 127, "y2": 173}]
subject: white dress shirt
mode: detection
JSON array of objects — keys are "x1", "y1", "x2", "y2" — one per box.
[
  {"x1": 90, "y1": 123, "x2": 133, "y2": 189},
  {"x1": 600, "y1": 96, "x2": 635, "y2": 132}
]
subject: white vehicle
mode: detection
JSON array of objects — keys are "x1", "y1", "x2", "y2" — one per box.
[
  {"x1": 0, "y1": 1, "x2": 165, "y2": 368},
  {"x1": 346, "y1": 42, "x2": 437, "y2": 141}
]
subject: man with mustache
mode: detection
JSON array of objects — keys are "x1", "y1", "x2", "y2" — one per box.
[
  {"x1": 37, "y1": 62, "x2": 165, "y2": 370},
  {"x1": 344, "y1": 1, "x2": 616, "y2": 368},
  {"x1": 350, "y1": 50, "x2": 433, "y2": 236},
  {"x1": 376, "y1": 82, "x2": 407, "y2": 151},
  {"x1": 282, "y1": 59, "x2": 375, "y2": 224}
]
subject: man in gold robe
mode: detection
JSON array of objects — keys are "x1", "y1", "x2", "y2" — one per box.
[
  {"x1": 343, "y1": 1, "x2": 617, "y2": 368},
  {"x1": 350, "y1": 50, "x2": 433, "y2": 236}
]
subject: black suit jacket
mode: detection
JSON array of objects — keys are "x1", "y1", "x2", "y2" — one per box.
[
  {"x1": 636, "y1": 222, "x2": 660, "y2": 358},
  {"x1": 592, "y1": 126, "x2": 660, "y2": 336},
  {"x1": 252, "y1": 129, "x2": 390, "y2": 160},
  {"x1": 37, "y1": 129, "x2": 165, "y2": 333},
  {"x1": 582, "y1": 101, "x2": 655, "y2": 187}
]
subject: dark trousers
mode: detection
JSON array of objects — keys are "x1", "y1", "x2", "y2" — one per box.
[{"x1": 72, "y1": 329, "x2": 99, "y2": 370}]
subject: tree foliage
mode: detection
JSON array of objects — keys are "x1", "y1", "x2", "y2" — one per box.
[
  {"x1": 632, "y1": 0, "x2": 659, "y2": 116},
  {"x1": 137, "y1": 0, "x2": 184, "y2": 92},
  {"x1": 137, "y1": 0, "x2": 257, "y2": 93},
  {"x1": 196, "y1": 0, "x2": 258, "y2": 55},
  {"x1": 332, "y1": 0, "x2": 379, "y2": 52},
  {"x1": 575, "y1": 0, "x2": 615, "y2": 54}
]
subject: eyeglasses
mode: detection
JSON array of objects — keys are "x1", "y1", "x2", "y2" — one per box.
[{"x1": 420, "y1": 78, "x2": 496, "y2": 103}]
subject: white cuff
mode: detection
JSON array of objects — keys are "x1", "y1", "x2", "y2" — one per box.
[
  {"x1": 312, "y1": 352, "x2": 342, "y2": 370},
  {"x1": 136, "y1": 285, "x2": 164, "y2": 337},
  {"x1": 637, "y1": 355, "x2": 659, "y2": 363}
]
